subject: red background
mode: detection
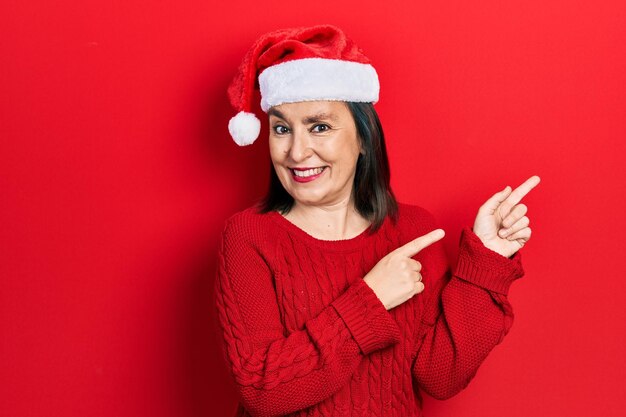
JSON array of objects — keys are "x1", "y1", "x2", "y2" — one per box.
[{"x1": 2, "y1": 1, "x2": 625, "y2": 416}]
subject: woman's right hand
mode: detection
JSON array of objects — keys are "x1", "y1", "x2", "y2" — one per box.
[{"x1": 363, "y1": 229, "x2": 445, "y2": 310}]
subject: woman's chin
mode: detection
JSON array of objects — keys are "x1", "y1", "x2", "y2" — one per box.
[{"x1": 291, "y1": 192, "x2": 327, "y2": 206}]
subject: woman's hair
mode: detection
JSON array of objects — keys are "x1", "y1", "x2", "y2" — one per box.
[{"x1": 256, "y1": 101, "x2": 398, "y2": 232}]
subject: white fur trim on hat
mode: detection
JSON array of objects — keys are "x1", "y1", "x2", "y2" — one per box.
[
  {"x1": 228, "y1": 111, "x2": 261, "y2": 146},
  {"x1": 258, "y1": 57, "x2": 379, "y2": 112}
]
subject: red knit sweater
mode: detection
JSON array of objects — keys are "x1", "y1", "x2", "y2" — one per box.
[{"x1": 214, "y1": 203, "x2": 524, "y2": 417}]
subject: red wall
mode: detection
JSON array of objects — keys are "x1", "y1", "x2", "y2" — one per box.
[{"x1": 2, "y1": 1, "x2": 625, "y2": 416}]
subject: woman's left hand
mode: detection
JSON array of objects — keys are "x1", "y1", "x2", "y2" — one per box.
[{"x1": 472, "y1": 175, "x2": 541, "y2": 258}]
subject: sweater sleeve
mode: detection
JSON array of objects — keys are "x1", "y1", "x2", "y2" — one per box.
[
  {"x1": 214, "y1": 218, "x2": 401, "y2": 417},
  {"x1": 411, "y1": 215, "x2": 524, "y2": 400}
]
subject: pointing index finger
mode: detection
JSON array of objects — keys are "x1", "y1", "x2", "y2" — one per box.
[
  {"x1": 506, "y1": 175, "x2": 541, "y2": 206},
  {"x1": 397, "y1": 229, "x2": 445, "y2": 258}
]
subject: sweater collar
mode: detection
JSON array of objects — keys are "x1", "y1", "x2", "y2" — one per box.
[{"x1": 268, "y1": 210, "x2": 385, "y2": 252}]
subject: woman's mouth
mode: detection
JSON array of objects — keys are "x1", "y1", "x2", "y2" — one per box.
[{"x1": 290, "y1": 167, "x2": 327, "y2": 183}]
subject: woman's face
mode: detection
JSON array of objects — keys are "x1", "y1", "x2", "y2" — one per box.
[{"x1": 268, "y1": 100, "x2": 363, "y2": 209}]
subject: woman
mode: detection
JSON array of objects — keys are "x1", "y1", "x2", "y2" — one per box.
[{"x1": 214, "y1": 24, "x2": 540, "y2": 417}]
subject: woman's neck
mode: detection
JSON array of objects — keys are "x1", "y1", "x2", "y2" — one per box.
[{"x1": 283, "y1": 199, "x2": 371, "y2": 241}]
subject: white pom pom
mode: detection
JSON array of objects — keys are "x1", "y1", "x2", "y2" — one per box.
[{"x1": 228, "y1": 111, "x2": 261, "y2": 146}]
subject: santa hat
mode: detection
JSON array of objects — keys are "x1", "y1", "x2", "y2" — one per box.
[{"x1": 227, "y1": 24, "x2": 380, "y2": 146}]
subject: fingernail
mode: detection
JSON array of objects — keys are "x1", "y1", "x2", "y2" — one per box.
[{"x1": 500, "y1": 228, "x2": 508, "y2": 236}]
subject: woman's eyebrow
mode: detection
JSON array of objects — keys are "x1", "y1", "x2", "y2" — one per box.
[
  {"x1": 302, "y1": 112, "x2": 338, "y2": 124},
  {"x1": 268, "y1": 108, "x2": 286, "y2": 120},
  {"x1": 268, "y1": 109, "x2": 338, "y2": 124}
]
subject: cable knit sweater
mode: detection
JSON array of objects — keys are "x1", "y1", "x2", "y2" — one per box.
[{"x1": 214, "y1": 202, "x2": 524, "y2": 417}]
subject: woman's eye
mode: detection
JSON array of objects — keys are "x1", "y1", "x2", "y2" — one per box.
[
  {"x1": 273, "y1": 125, "x2": 289, "y2": 134},
  {"x1": 312, "y1": 124, "x2": 330, "y2": 133}
]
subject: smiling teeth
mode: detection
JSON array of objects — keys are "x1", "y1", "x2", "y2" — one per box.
[{"x1": 293, "y1": 167, "x2": 324, "y2": 177}]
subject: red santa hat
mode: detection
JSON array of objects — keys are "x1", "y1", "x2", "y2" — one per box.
[{"x1": 227, "y1": 24, "x2": 380, "y2": 146}]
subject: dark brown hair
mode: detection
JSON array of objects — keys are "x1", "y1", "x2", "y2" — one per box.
[{"x1": 256, "y1": 101, "x2": 398, "y2": 232}]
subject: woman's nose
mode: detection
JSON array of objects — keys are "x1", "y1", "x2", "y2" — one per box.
[{"x1": 288, "y1": 129, "x2": 313, "y2": 162}]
